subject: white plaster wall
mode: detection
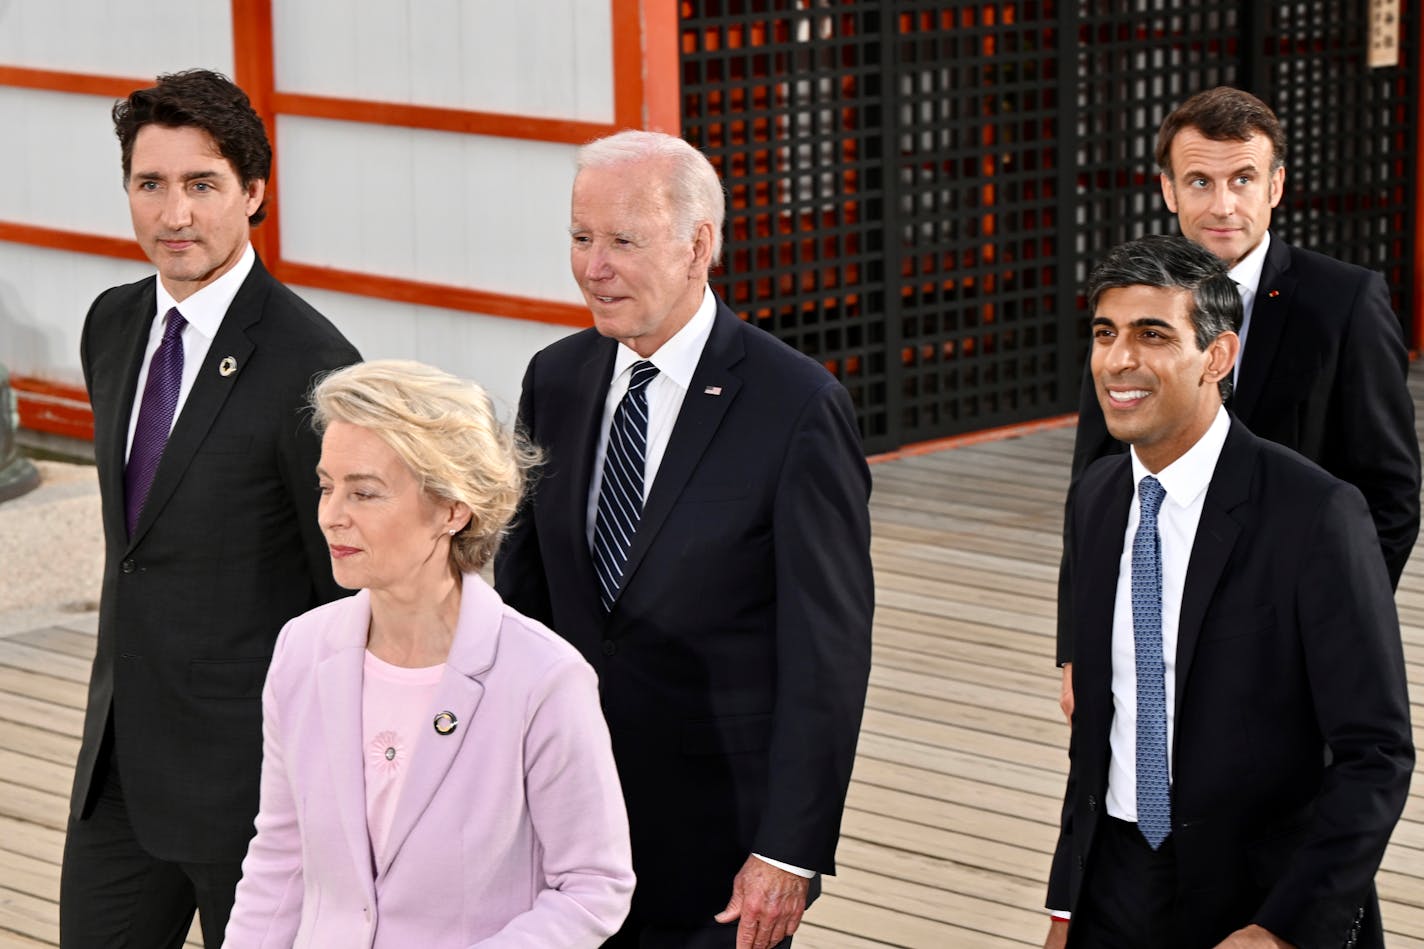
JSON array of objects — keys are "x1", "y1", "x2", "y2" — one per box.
[
  {"x1": 277, "y1": 116, "x2": 583, "y2": 304},
  {"x1": 296, "y1": 288, "x2": 579, "y2": 420},
  {"x1": 0, "y1": 87, "x2": 135, "y2": 238},
  {"x1": 0, "y1": 242, "x2": 151, "y2": 383},
  {"x1": 272, "y1": 0, "x2": 613, "y2": 121},
  {"x1": 0, "y1": 0, "x2": 234, "y2": 78}
]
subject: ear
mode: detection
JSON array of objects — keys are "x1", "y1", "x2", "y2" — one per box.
[
  {"x1": 1201, "y1": 330, "x2": 1240, "y2": 388},
  {"x1": 1159, "y1": 172, "x2": 1179, "y2": 213},
  {"x1": 443, "y1": 500, "x2": 473, "y2": 536},
  {"x1": 688, "y1": 220, "x2": 715, "y2": 277},
  {"x1": 243, "y1": 177, "x2": 267, "y2": 220},
  {"x1": 1267, "y1": 164, "x2": 1285, "y2": 208}
]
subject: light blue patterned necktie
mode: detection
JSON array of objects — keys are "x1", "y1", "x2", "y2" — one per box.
[
  {"x1": 1133, "y1": 474, "x2": 1172, "y2": 849},
  {"x1": 592, "y1": 361, "x2": 659, "y2": 611}
]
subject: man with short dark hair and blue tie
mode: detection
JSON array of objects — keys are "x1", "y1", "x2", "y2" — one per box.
[
  {"x1": 1046, "y1": 235, "x2": 1412, "y2": 949},
  {"x1": 63, "y1": 69, "x2": 359, "y2": 948}
]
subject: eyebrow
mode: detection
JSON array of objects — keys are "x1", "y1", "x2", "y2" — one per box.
[
  {"x1": 1091, "y1": 315, "x2": 1175, "y2": 330},
  {"x1": 1182, "y1": 163, "x2": 1259, "y2": 179},
  {"x1": 314, "y1": 468, "x2": 387, "y2": 485},
  {"x1": 131, "y1": 169, "x2": 224, "y2": 182}
]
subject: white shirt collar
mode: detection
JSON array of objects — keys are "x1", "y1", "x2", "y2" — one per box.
[
  {"x1": 154, "y1": 243, "x2": 256, "y2": 341},
  {"x1": 610, "y1": 285, "x2": 717, "y2": 389},
  {"x1": 1129, "y1": 405, "x2": 1230, "y2": 510},
  {"x1": 1227, "y1": 230, "x2": 1270, "y2": 296}
]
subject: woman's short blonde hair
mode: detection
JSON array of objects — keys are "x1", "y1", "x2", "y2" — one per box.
[{"x1": 311, "y1": 360, "x2": 541, "y2": 572}]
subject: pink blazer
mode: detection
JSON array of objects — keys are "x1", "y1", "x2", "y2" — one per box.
[{"x1": 225, "y1": 573, "x2": 634, "y2": 948}]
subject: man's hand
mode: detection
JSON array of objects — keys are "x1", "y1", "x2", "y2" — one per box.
[
  {"x1": 1044, "y1": 917, "x2": 1069, "y2": 949},
  {"x1": 1060, "y1": 663, "x2": 1074, "y2": 722},
  {"x1": 1214, "y1": 924, "x2": 1295, "y2": 948},
  {"x1": 714, "y1": 855, "x2": 810, "y2": 949}
]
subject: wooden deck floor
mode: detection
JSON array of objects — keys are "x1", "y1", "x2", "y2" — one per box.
[{"x1": 1, "y1": 406, "x2": 1422, "y2": 947}]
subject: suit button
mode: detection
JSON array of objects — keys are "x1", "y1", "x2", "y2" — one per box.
[
  {"x1": 120, "y1": 559, "x2": 136, "y2": 574},
  {"x1": 1077, "y1": 855, "x2": 1085, "y2": 870},
  {"x1": 601, "y1": 640, "x2": 617, "y2": 656},
  {"x1": 1087, "y1": 795, "x2": 1097, "y2": 812}
]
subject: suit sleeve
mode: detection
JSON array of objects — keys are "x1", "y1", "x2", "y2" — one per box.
[
  {"x1": 1253, "y1": 482, "x2": 1414, "y2": 944},
  {"x1": 494, "y1": 354, "x2": 555, "y2": 627},
  {"x1": 1046, "y1": 483, "x2": 1080, "y2": 911},
  {"x1": 277, "y1": 339, "x2": 362, "y2": 607},
  {"x1": 751, "y1": 381, "x2": 873, "y2": 873},
  {"x1": 474, "y1": 656, "x2": 634, "y2": 947},
  {"x1": 1331, "y1": 272, "x2": 1419, "y2": 589},
  {"x1": 224, "y1": 621, "x2": 306, "y2": 947}
]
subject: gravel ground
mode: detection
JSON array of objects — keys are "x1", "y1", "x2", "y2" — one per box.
[{"x1": 0, "y1": 461, "x2": 103, "y2": 615}]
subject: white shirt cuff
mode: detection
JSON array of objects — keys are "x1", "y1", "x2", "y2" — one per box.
[{"x1": 752, "y1": 853, "x2": 815, "y2": 878}]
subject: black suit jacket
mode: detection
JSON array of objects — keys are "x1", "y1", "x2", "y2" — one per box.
[
  {"x1": 495, "y1": 297, "x2": 874, "y2": 927},
  {"x1": 74, "y1": 257, "x2": 360, "y2": 863},
  {"x1": 1049, "y1": 419, "x2": 1413, "y2": 948},
  {"x1": 1069, "y1": 236, "x2": 1419, "y2": 596}
]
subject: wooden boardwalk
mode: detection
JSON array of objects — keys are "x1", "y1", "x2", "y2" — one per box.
[{"x1": 1, "y1": 407, "x2": 1422, "y2": 947}]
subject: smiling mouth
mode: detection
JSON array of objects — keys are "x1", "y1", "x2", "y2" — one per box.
[{"x1": 1108, "y1": 389, "x2": 1150, "y2": 403}]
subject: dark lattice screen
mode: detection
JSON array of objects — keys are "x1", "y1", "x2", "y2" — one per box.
[{"x1": 680, "y1": 1, "x2": 1417, "y2": 452}]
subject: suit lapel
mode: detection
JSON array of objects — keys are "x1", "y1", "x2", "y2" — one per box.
[
  {"x1": 315, "y1": 592, "x2": 379, "y2": 892},
  {"x1": 375, "y1": 574, "x2": 496, "y2": 880},
  {"x1": 126, "y1": 263, "x2": 269, "y2": 548},
  {"x1": 1232, "y1": 237, "x2": 1295, "y2": 422},
  {"x1": 104, "y1": 281, "x2": 159, "y2": 546},
  {"x1": 559, "y1": 339, "x2": 618, "y2": 611},
  {"x1": 613, "y1": 304, "x2": 744, "y2": 605},
  {"x1": 1173, "y1": 420, "x2": 1252, "y2": 722}
]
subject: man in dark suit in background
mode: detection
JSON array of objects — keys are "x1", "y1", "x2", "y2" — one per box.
[
  {"x1": 61, "y1": 70, "x2": 359, "y2": 947},
  {"x1": 1061, "y1": 86, "x2": 1419, "y2": 717},
  {"x1": 495, "y1": 130, "x2": 874, "y2": 949},
  {"x1": 1046, "y1": 235, "x2": 1412, "y2": 948}
]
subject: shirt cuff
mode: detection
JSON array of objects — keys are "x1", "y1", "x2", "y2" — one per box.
[
  {"x1": 1049, "y1": 910, "x2": 1072, "y2": 921},
  {"x1": 752, "y1": 853, "x2": 815, "y2": 878}
]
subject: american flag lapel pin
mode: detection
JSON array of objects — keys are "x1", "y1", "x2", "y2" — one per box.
[{"x1": 703, "y1": 385, "x2": 723, "y2": 396}]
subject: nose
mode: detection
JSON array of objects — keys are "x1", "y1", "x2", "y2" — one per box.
[
  {"x1": 1100, "y1": 334, "x2": 1139, "y2": 375},
  {"x1": 318, "y1": 491, "x2": 347, "y2": 532},
  {"x1": 581, "y1": 245, "x2": 613, "y2": 282},
  {"x1": 160, "y1": 189, "x2": 193, "y2": 229},
  {"x1": 1209, "y1": 185, "x2": 1235, "y2": 218}
]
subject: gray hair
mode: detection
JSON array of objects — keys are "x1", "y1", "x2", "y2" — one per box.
[{"x1": 578, "y1": 130, "x2": 726, "y2": 266}]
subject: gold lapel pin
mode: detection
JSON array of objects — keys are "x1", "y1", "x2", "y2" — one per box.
[
  {"x1": 219, "y1": 356, "x2": 239, "y2": 376},
  {"x1": 433, "y1": 710, "x2": 458, "y2": 736}
]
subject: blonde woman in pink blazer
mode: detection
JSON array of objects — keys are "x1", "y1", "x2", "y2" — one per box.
[{"x1": 225, "y1": 360, "x2": 634, "y2": 948}]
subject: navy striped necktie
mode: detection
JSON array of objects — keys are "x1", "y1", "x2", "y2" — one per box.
[{"x1": 592, "y1": 360, "x2": 660, "y2": 611}]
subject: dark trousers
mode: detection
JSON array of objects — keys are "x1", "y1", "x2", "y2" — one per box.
[
  {"x1": 1068, "y1": 816, "x2": 1177, "y2": 949},
  {"x1": 59, "y1": 746, "x2": 244, "y2": 949},
  {"x1": 603, "y1": 919, "x2": 793, "y2": 949}
]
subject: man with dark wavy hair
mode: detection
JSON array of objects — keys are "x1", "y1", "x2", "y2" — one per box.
[{"x1": 61, "y1": 69, "x2": 358, "y2": 948}]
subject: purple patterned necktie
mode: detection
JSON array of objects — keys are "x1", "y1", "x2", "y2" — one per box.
[{"x1": 124, "y1": 307, "x2": 186, "y2": 537}]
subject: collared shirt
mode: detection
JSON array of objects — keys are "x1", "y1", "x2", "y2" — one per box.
[
  {"x1": 124, "y1": 243, "x2": 256, "y2": 461},
  {"x1": 584, "y1": 285, "x2": 718, "y2": 545},
  {"x1": 1104, "y1": 406, "x2": 1230, "y2": 824},
  {"x1": 1228, "y1": 230, "x2": 1271, "y2": 384}
]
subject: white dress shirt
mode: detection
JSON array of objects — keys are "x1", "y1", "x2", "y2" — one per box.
[
  {"x1": 583, "y1": 285, "x2": 813, "y2": 881},
  {"x1": 1105, "y1": 406, "x2": 1230, "y2": 823},
  {"x1": 124, "y1": 243, "x2": 256, "y2": 461},
  {"x1": 1227, "y1": 230, "x2": 1270, "y2": 385},
  {"x1": 584, "y1": 285, "x2": 718, "y2": 545}
]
